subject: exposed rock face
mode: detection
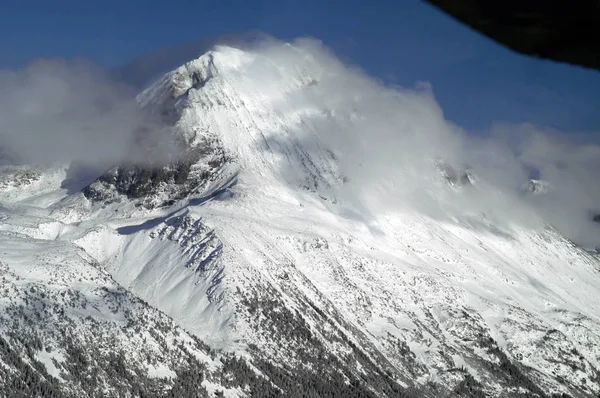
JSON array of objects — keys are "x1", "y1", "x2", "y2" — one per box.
[
  {"x1": 0, "y1": 166, "x2": 41, "y2": 190},
  {"x1": 435, "y1": 159, "x2": 475, "y2": 187},
  {"x1": 82, "y1": 141, "x2": 229, "y2": 208}
]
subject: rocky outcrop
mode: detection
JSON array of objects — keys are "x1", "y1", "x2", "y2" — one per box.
[
  {"x1": 521, "y1": 179, "x2": 552, "y2": 195},
  {"x1": 435, "y1": 159, "x2": 475, "y2": 187},
  {"x1": 82, "y1": 140, "x2": 229, "y2": 208}
]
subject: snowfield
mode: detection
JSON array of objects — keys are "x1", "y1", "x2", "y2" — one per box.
[{"x1": 1, "y1": 40, "x2": 600, "y2": 397}]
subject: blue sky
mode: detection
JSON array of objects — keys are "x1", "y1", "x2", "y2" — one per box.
[{"x1": 2, "y1": 0, "x2": 600, "y2": 136}]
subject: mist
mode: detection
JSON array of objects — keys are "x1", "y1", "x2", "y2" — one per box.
[
  {"x1": 0, "y1": 58, "x2": 175, "y2": 170},
  {"x1": 235, "y1": 38, "x2": 600, "y2": 249},
  {"x1": 1, "y1": 38, "x2": 598, "y2": 249}
]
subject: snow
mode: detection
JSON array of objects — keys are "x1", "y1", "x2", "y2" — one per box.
[
  {"x1": 0, "y1": 165, "x2": 68, "y2": 206},
  {"x1": 109, "y1": 213, "x2": 236, "y2": 350},
  {"x1": 201, "y1": 380, "x2": 246, "y2": 398},
  {"x1": 146, "y1": 363, "x2": 176, "y2": 379},
  {"x1": 1, "y1": 41, "x2": 599, "y2": 396},
  {"x1": 35, "y1": 349, "x2": 66, "y2": 380}
]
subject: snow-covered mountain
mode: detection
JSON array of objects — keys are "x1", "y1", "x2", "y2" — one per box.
[{"x1": 2, "y1": 41, "x2": 600, "y2": 397}]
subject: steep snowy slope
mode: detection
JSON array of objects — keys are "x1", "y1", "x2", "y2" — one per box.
[
  {"x1": 0, "y1": 182, "x2": 293, "y2": 397},
  {"x1": 4, "y1": 40, "x2": 600, "y2": 397}
]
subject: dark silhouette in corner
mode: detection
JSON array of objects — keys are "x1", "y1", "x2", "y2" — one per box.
[{"x1": 426, "y1": 1, "x2": 600, "y2": 72}]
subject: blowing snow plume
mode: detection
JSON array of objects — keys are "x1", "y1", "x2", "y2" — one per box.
[
  {"x1": 2, "y1": 39, "x2": 598, "y2": 249},
  {"x1": 226, "y1": 38, "x2": 600, "y2": 250},
  {"x1": 0, "y1": 58, "x2": 177, "y2": 170}
]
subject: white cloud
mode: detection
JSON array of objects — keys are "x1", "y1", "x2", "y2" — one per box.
[
  {"x1": 2, "y1": 38, "x2": 598, "y2": 249},
  {"x1": 240, "y1": 38, "x2": 600, "y2": 249},
  {"x1": 0, "y1": 58, "x2": 175, "y2": 169}
]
